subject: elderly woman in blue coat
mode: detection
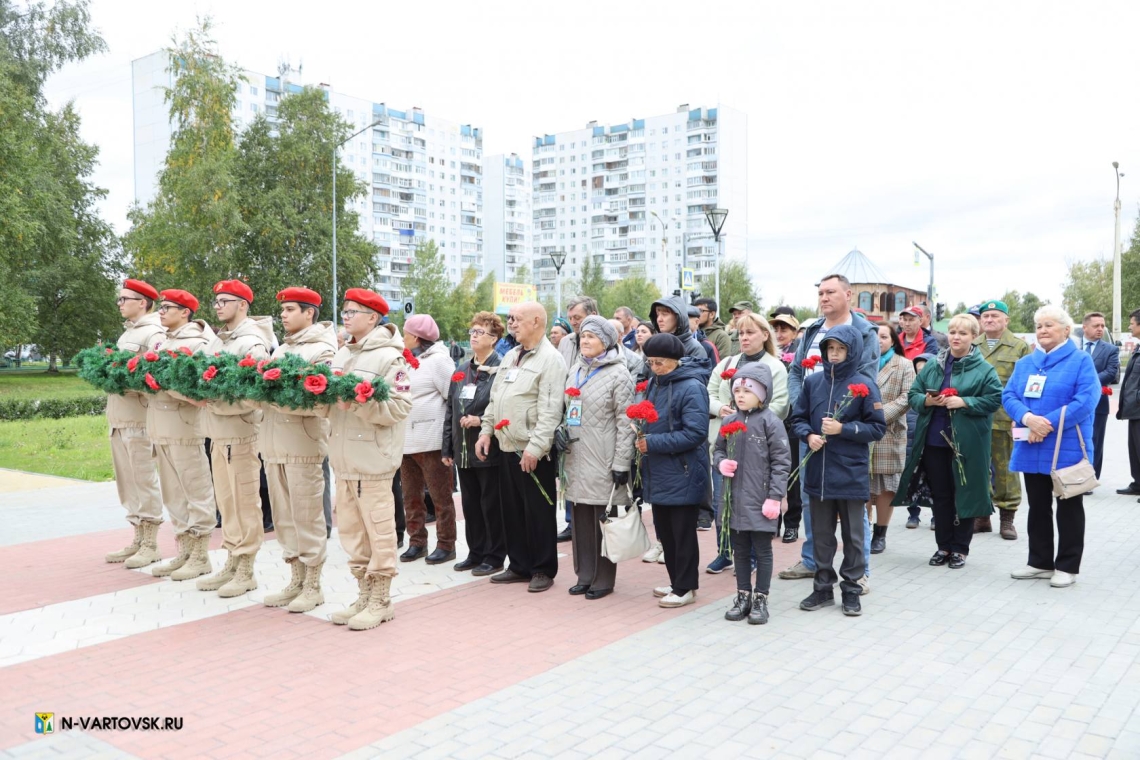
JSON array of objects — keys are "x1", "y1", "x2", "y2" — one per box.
[
  {"x1": 1003, "y1": 305, "x2": 1100, "y2": 588},
  {"x1": 635, "y1": 333, "x2": 710, "y2": 609}
]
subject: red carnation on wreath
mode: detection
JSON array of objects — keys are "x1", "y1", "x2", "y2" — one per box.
[
  {"x1": 180, "y1": 346, "x2": 193, "y2": 356},
  {"x1": 849, "y1": 383, "x2": 871, "y2": 397},
  {"x1": 334, "y1": 370, "x2": 344, "y2": 377},
  {"x1": 127, "y1": 356, "x2": 140, "y2": 373},
  {"x1": 721, "y1": 368, "x2": 737, "y2": 381},
  {"x1": 166, "y1": 350, "x2": 178, "y2": 358},
  {"x1": 303, "y1": 375, "x2": 328, "y2": 395},
  {"x1": 202, "y1": 366, "x2": 218, "y2": 382},
  {"x1": 1102, "y1": 386, "x2": 1113, "y2": 396},
  {"x1": 144, "y1": 372, "x2": 160, "y2": 391},
  {"x1": 565, "y1": 387, "x2": 581, "y2": 397},
  {"x1": 402, "y1": 349, "x2": 420, "y2": 370},
  {"x1": 939, "y1": 387, "x2": 959, "y2": 397},
  {"x1": 144, "y1": 351, "x2": 159, "y2": 362},
  {"x1": 105, "y1": 347, "x2": 113, "y2": 355},
  {"x1": 354, "y1": 380, "x2": 375, "y2": 403},
  {"x1": 635, "y1": 380, "x2": 648, "y2": 393},
  {"x1": 451, "y1": 371, "x2": 466, "y2": 384},
  {"x1": 262, "y1": 368, "x2": 282, "y2": 381},
  {"x1": 720, "y1": 420, "x2": 748, "y2": 438},
  {"x1": 238, "y1": 355, "x2": 257, "y2": 368},
  {"x1": 494, "y1": 419, "x2": 510, "y2": 430}
]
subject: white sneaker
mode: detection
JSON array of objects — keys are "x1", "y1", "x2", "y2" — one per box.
[
  {"x1": 652, "y1": 585, "x2": 672, "y2": 598},
  {"x1": 778, "y1": 560, "x2": 815, "y2": 580},
  {"x1": 642, "y1": 542, "x2": 664, "y2": 563},
  {"x1": 1011, "y1": 566, "x2": 1054, "y2": 580},
  {"x1": 657, "y1": 552, "x2": 667, "y2": 565},
  {"x1": 658, "y1": 590, "x2": 695, "y2": 608},
  {"x1": 1050, "y1": 570, "x2": 1076, "y2": 588},
  {"x1": 858, "y1": 576, "x2": 871, "y2": 596}
]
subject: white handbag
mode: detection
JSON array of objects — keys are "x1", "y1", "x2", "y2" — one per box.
[
  {"x1": 600, "y1": 486, "x2": 652, "y2": 563},
  {"x1": 1049, "y1": 405, "x2": 1099, "y2": 499}
]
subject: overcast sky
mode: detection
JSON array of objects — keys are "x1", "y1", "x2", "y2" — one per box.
[{"x1": 43, "y1": 0, "x2": 1140, "y2": 311}]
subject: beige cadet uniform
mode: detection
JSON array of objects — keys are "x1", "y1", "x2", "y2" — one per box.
[
  {"x1": 327, "y1": 323, "x2": 412, "y2": 579},
  {"x1": 147, "y1": 320, "x2": 218, "y2": 537},
  {"x1": 108, "y1": 312, "x2": 166, "y2": 526},
  {"x1": 260, "y1": 321, "x2": 338, "y2": 566},
  {"x1": 201, "y1": 317, "x2": 274, "y2": 557}
]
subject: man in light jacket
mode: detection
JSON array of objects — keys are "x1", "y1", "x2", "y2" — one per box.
[
  {"x1": 476, "y1": 301, "x2": 569, "y2": 593},
  {"x1": 260, "y1": 287, "x2": 338, "y2": 613},
  {"x1": 194, "y1": 280, "x2": 274, "y2": 598},
  {"x1": 105, "y1": 279, "x2": 166, "y2": 569}
]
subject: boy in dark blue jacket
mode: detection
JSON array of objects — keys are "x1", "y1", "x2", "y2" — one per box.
[{"x1": 790, "y1": 324, "x2": 886, "y2": 616}]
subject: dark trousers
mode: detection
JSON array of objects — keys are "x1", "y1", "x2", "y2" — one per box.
[
  {"x1": 392, "y1": 473, "x2": 405, "y2": 540},
  {"x1": 1092, "y1": 413, "x2": 1108, "y2": 480},
  {"x1": 809, "y1": 498, "x2": 865, "y2": 594},
  {"x1": 457, "y1": 466, "x2": 505, "y2": 567},
  {"x1": 500, "y1": 455, "x2": 559, "y2": 578},
  {"x1": 401, "y1": 452, "x2": 456, "y2": 551},
  {"x1": 923, "y1": 446, "x2": 974, "y2": 554},
  {"x1": 1130, "y1": 420, "x2": 1140, "y2": 489},
  {"x1": 783, "y1": 430, "x2": 804, "y2": 530},
  {"x1": 570, "y1": 502, "x2": 616, "y2": 592},
  {"x1": 1024, "y1": 472, "x2": 1085, "y2": 574},
  {"x1": 654, "y1": 504, "x2": 700, "y2": 595},
  {"x1": 731, "y1": 529, "x2": 774, "y2": 594}
]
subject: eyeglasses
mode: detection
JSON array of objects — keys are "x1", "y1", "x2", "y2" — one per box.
[
  {"x1": 213, "y1": 298, "x2": 243, "y2": 309},
  {"x1": 697, "y1": 308, "x2": 711, "y2": 314},
  {"x1": 157, "y1": 304, "x2": 187, "y2": 314},
  {"x1": 468, "y1": 328, "x2": 488, "y2": 338},
  {"x1": 506, "y1": 314, "x2": 521, "y2": 323},
  {"x1": 116, "y1": 296, "x2": 144, "y2": 305},
  {"x1": 341, "y1": 309, "x2": 372, "y2": 320},
  {"x1": 646, "y1": 359, "x2": 674, "y2": 368}
]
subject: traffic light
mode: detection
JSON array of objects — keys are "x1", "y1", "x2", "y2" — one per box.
[{"x1": 935, "y1": 303, "x2": 946, "y2": 321}]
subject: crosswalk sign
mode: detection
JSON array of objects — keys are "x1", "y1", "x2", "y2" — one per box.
[{"x1": 681, "y1": 268, "x2": 695, "y2": 291}]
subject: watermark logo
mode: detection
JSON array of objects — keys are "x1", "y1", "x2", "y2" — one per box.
[{"x1": 34, "y1": 713, "x2": 54, "y2": 735}]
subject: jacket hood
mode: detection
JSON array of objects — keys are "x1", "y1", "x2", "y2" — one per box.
[
  {"x1": 417, "y1": 340, "x2": 449, "y2": 361},
  {"x1": 936, "y1": 344, "x2": 983, "y2": 370},
  {"x1": 350, "y1": 322, "x2": 404, "y2": 353},
  {"x1": 168, "y1": 319, "x2": 214, "y2": 341},
  {"x1": 285, "y1": 321, "x2": 337, "y2": 349},
  {"x1": 731, "y1": 362, "x2": 774, "y2": 409},
  {"x1": 653, "y1": 357, "x2": 706, "y2": 386},
  {"x1": 913, "y1": 352, "x2": 938, "y2": 371},
  {"x1": 218, "y1": 315, "x2": 275, "y2": 346},
  {"x1": 649, "y1": 295, "x2": 694, "y2": 343},
  {"x1": 575, "y1": 345, "x2": 624, "y2": 372},
  {"x1": 126, "y1": 312, "x2": 162, "y2": 330},
  {"x1": 819, "y1": 323, "x2": 863, "y2": 379}
]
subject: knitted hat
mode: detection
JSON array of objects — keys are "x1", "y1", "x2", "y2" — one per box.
[
  {"x1": 404, "y1": 314, "x2": 440, "y2": 342},
  {"x1": 732, "y1": 377, "x2": 768, "y2": 403},
  {"x1": 579, "y1": 315, "x2": 618, "y2": 350},
  {"x1": 643, "y1": 333, "x2": 684, "y2": 360}
]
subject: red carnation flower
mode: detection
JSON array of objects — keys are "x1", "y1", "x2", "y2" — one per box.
[
  {"x1": 304, "y1": 374, "x2": 328, "y2": 394},
  {"x1": 801, "y1": 355, "x2": 821, "y2": 369},
  {"x1": 105, "y1": 348, "x2": 113, "y2": 355},
  {"x1": 180, "y1": 346, "x2": 193, "y2": 356},
  {"x1": 256, "y1": 359, "x2": 271, "y2": 374},
  {"x1": 333, "y1": 369, "x2": 344, "y2": 377},
  {"x1": 452, "y1": 371, "x2": 466, "y2": 384},
  {"x1": 354, "y1": 380, "x2": 374, "y2": 403},
  {"x1": 166, "y1": 350, "x2": 178, "y2": 358},
  {"x1": 565, "y1": 387, "x2": 581, "y2": 397},
  {"x1": 849, "y1": 383, "x2": 871, "y2": 398},
  {"x1": 720, "y1": 420, "x2": 748, "y2": 437},
  {"x1": 402, "y1": 348, "x2": 420, "y2": 370},
  {"x1": 635, "y1": 380, "x2": 648, "y2": 393},
  {"x1": 144, "y1": 372, "x2": 160, "y2": 391},
  {"x1": 626, "y1": 401, "x2": 659, "y2": 424},
  {"x1": 262, "y1": 368, "x2": 282, "y2": 381},
  {"x1": 721, "y1": 368, "x2": 737, "y2": 381},
  {"x1": 144, "y1": 351, "x2": 159, "y2": 362},
  {"x1": 939, "y1": 387, "x2": 959, "y2": 397},
  {"x1": 494, "y1": 419, "x2": 510, "y2": 430},
  {"x1": 202, "y1": 365, "x2": 218, "y2": 382},
  {"x1": 127, "y1": 356, "x2": 140, "y2": 373},
  {"x1": 238, "y1": 355, "x2": 257, "y2": 368},
  {"x1": 1102, "y1": 386, "x2": 1113, "y2": 396}
]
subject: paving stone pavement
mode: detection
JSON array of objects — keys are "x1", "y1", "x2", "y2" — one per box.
[{"x1": 2, "y1": 412, "x2": 1138, "y2": 759}]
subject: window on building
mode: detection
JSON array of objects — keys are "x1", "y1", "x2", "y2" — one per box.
[{"x1": 858, "y1": 292, "x2": 873, "y2": 312}]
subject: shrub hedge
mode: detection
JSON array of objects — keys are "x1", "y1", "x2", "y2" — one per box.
[{"x1": 0, "y1": 395, "x2": 106, "y2": 421}]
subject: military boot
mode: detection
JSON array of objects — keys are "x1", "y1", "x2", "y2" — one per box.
[
  {"x1": 348, "y1": 575, "x2": 395, "y2": 631},
  {"x1": 170, "y1": 534, "x2": 213, "y2": 581},
  {"x1": 125, "y1": 521, "x2": 162, "y2": 569},
  {"x1": 330, "y1": 568, "x2": 370, "y2": 625},
  {"x1": 196, "y1": 551, "x2": 236, "y2": 591},
  {"x1": 218, "y1": 553, "x2": 258, "y2": 597},
  {"x1": 286, "y1": 561, "x2": 325, "y2": 613},
  {"x1": 264, "y1": 559, "x2": 305, "y2": 607},
  {"x1": 152, "y1": 533, "x2": 191, "y2": 577},
  {"x1": 974, "y1": 516, "x2": 993, "y2": 533},
  {"x1": 999, "y1": 509, "x2": 1017, "y2": 540},
  {"x1": 105, "y1": 522, "x2": 142, "y2": 563}
]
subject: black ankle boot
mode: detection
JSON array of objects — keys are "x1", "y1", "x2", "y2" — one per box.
[
  {"x1": 748, "y1": 592, "x2": 769, "y2": 625},
  {"x1": 724, "y1": 590, "x2": 751, "y2": 621},
  {"x1": 870, "y1": 524, "x2": 887, "y2": 554}
]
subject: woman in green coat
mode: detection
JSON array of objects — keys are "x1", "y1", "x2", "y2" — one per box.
[{"x1": 893, "y1": 314, "x2": 1003, "y2": 569}]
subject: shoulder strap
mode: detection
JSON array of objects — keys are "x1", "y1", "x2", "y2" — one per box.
[{"x1": 1051, "y1": 406, "x2": 1065, "y2": 471}]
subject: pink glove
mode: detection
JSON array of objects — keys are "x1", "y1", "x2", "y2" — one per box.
[
  {"x1": 718, "y1": 459, "x2": 738, "y2": 477},
  {"x1": 762, "y1": 499, "x2": 781, "y2": 519}
]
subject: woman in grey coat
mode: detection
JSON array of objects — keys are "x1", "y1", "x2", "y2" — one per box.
[
  {"x1": 564, "y1": 316, "x2": 636, "y2": 600},
  {"x1": 712, "y1": 363, "x2": 792, "y2": 624}
]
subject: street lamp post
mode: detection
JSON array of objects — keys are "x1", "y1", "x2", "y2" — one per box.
[
  {"x1": 1113, "y1": 162, "x2": 1124, "y2": 341},
  {"x1": 649, "y1": 211, "x2": 669, "y2": 292},
  {"x1": 332, "y1": 116, "x2": 386, "y2": 322},
  {"x1": 551, "y1": 249, "x2": 568, "y2": 317},
  {"x1": 913, "y1": 241, "x2": 935, "y2": 308},
  {"x1": 704, "y1": 208, "x2": 728, "y2": 311}
]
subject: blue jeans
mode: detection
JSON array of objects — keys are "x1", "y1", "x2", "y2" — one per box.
[{"x1": 799, "y1": 441, "x2": 872, "y2": 578}]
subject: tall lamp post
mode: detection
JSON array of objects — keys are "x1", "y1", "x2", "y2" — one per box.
[
  {"x1": 704, "y1": 208, "x2": 728, "y2": 311},
  {"x1": 551, "y1": 249, "x2": 568, "y2": 317},
  {"x1": 332, "y1": 117, "x2": 385, "y2": 322},
  {"x1": 913, "y1": 241, "x2": 935, "y2": 308},
  {"x1": 1113, "y1": 162, "x2": 1124, "y2": 341},
  {"x1": 649, "y1": 210, "x2": 669, "y2": 291}
]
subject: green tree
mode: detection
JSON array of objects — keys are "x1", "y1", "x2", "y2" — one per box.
[
  {"x1": 578, "y1": 256, "x2": 607, "y2": 306},
  {"x1": 474, "y1": 271, "x2": 496, "y2": 315},
  {"x1": 442, "y1": 267, "x2": 479, "y2": 341},
  {"x1": 1010, "y1": 292, "x2": 1046, "y2": 333},
  {"x1": 1062, "y1": 257, "x2": 1115, "y2": 323},
  {"x1": 698, "y1": 260, "x2": 761, "y2": 318},
  {"x1": 511, "y1": 264, "x2": 531, "y2": 285},
  {"x1": 401, "y1": 240, "x2": 451, "y2": 326},
  {"x1": 600, "y1": 269, "x2": 661, "y2": 322},
  {"x1": 952, "y1": 301, "x2": 969, "y2": 317}
]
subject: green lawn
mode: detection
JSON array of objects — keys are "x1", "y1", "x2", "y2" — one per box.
[
  {"x1": 0, "y1": 415, "x2": 113, "y2": 481},
  {"x1": 0, "y1": 371, "x2": 96, "y2": 401}
]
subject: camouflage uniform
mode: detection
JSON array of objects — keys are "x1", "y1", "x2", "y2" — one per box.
[{"x1": 974, "y1": 329, "x2": 1030, "y2": 511}]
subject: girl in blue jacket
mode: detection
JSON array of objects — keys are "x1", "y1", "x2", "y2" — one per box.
[{"x1": 789, "y1": 324, "x2": 886, "y2": 617}]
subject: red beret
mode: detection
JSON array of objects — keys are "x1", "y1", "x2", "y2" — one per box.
[
  {"x1": 276, "y1": 287, "x2": 322, "y2": 307},
  {"x1": 123, "y1": 279, "x2": 158, "y2": 300},
  {"x1": 344, "y1": 288, "x2": 388, "y2": 316},
  {"x1": 213, "y1": 279, "x2": 254, "y2": 303},
  {"x1": 160, "y1": 289, "x2": 199, "y2": 312}
]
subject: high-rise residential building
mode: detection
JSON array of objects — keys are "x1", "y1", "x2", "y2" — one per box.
[
  {"x1": 482, "y1": 153, "x2": 532, "y2": 284},
  {"x1": 531, "y1": 103, "x2": 747, "y2": 304},
  {"x1": 131, "y1": 51, "x2": 483, "y2": 304}
]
